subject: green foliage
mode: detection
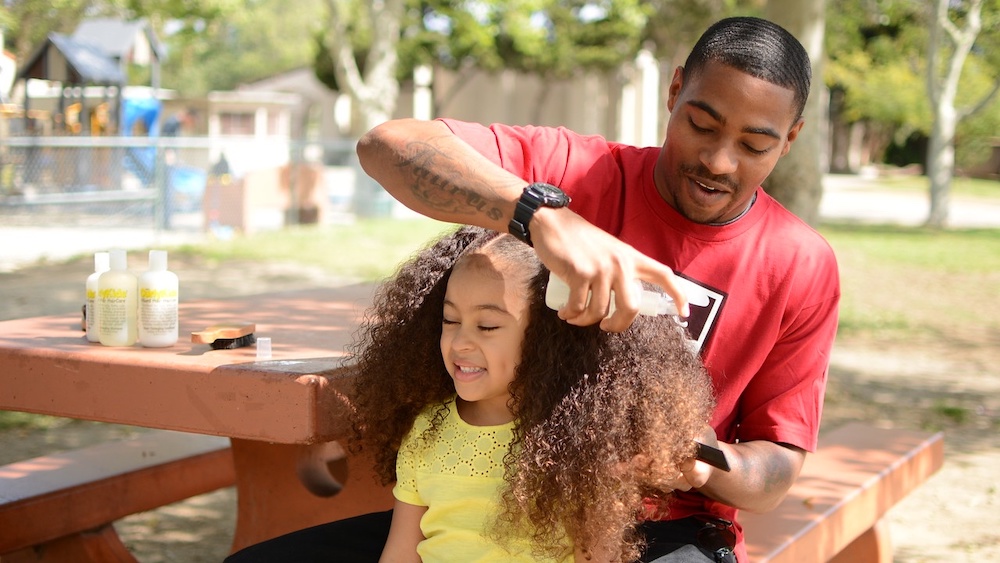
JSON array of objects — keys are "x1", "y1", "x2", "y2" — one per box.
[
  {"x1": 150, "y1": 0, "x2": 324, "y2": 95},
  {"x1": 827, "y1": 51, "x2": 931, "y2": 131},
  {"x1": 825, "y1": 0, "x2": 1000, "y2": 168},
  {"x1": 1, "y1": 0, "x2": 100, "y2": 61},
  {"x1": 408, "y1": 0, "x2": 652, "y2": 80}
]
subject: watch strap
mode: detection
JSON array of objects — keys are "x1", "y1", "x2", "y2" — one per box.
[{"x1": 508, "y1": 183, "x2": 569, "y2": 246}]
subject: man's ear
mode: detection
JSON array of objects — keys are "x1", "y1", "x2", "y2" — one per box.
[
  {"x1": 781, "y1": 119, "x2": 805, "y2": 157},
  {"x1": 667, "y1": 66, "x2": 685, "y2": 112}
]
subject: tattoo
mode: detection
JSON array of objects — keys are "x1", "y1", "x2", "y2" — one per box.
[
  {"x1": 397, "y1": 139, "x2": 504, "y2": 221},
  {"x1": 760, "y1": 444, "x2": 799, "y2": 495}
]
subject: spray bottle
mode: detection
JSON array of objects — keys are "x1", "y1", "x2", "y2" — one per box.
[
  {"x1": 138, "y1": 250, "x2": 179, "y2": 347},
  {"x1": 545, "y1": 272, "x2": 702, "y2": 317},
  {"x1": 98, "y1": 249, "x2": 138, "y2": 347},
  {"x1": 85, "y1": 251, "x2": 110, "y2": 343}
]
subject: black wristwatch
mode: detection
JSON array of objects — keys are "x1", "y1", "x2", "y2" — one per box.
[{"x1": 507, "y1": 183, "x2": 570, "y2": 246}]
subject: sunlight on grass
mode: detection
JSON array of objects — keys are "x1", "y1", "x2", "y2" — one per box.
[
  {"x1": 0, "y1": 411, "x2": 72, "y2": 431},
  {"x1": 174, "y1": 217, "x2": 457, "y2": 281},
  {"x1": 820, "y1": 223, "x2": 1000, "y2": 342},
  {"x1": 870, "y1": 175, "x2": 999, "y2": 199},
  {"x1": 166, "y1": 217, "x2": 999, "y2": 346}
]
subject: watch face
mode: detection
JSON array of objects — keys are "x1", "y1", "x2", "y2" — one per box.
[{"x1": 527, "y1": 183, "x2": 570, "y2": 207}]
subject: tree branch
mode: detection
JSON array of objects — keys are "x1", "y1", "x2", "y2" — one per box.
[
  {"x1": 959, "y1": 79, "x2": 1000, "y2": 120},
  {"x1": 323, "y1": 0, "x2": 368, "y2": 100}
]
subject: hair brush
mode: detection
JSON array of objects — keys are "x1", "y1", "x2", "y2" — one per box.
[{"x1": 191, "y1": 323, "x2": 257, "y2": 349}]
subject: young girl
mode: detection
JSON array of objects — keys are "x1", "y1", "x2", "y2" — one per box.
[{"x1": 347, "y1": 226, "x2": 714, "y2": 562}]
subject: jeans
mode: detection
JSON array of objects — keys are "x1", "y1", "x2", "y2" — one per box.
[{"x1": 224, "y1": 511, "x2": 736, "y2": 563}]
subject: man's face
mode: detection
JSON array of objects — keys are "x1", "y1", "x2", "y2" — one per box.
[{"x1": 655, "y1": 60, "x2": 804, "y2": 224}]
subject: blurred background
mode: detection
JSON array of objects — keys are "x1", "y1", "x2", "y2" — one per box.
[
  {"x1": 0, "y1": 0, "x2": 997, "y2": 246},
  {"x1": 0, "y1": 1, "x2": 998, "y2": 561}
]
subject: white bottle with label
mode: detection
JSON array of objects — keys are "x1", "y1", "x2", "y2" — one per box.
[
  {"x1": 545, "y1": 272, "x2": 681, "y2": 317},
  {"x1": 138, "y1": 250, "x2": 179, "y2": 347},
  {"x1": 98, "y1": 249, "x2": 138, "y2": 347},
  {"x1": 85, "y1": 251, "x2": 110, "y2": 343}
]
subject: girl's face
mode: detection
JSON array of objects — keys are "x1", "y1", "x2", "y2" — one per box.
[{"x1": 440, "y1": 254, "x2": 531, "y2": 426}]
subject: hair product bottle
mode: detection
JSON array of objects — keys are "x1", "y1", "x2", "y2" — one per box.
[
  {"x1": 545, "y1": 272, "x2": 682, "y2": 317},
  {"x1": 138, "y1": 250, "x2": 179, "y2": 347},
  {"x1": 85, "y1": 251, "x2": 110, "y2": 343},
  {"x1": 98, "y1": 249, "x2": 138, "y2": 347}
]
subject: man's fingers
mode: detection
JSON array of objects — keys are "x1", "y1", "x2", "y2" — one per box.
[{"x1": 635, "y1": 258, "x2": 690, "y2": 318}]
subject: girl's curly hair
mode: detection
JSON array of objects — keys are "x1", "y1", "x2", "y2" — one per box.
[{"x1": 348, "y1": 226, "x2": 714, "y2": 562}]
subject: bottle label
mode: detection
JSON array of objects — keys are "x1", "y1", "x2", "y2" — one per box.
[
  {"x1": 86, "y1": 290, "x2": 97, "y2": 336},
  {"x1": 99, "y1": 290, "x2": 129, "y2": 335},
  {"x1": 140, "y1": 291, "x2": 179, "y2": 334}
]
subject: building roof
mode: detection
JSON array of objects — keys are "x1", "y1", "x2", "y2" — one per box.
[
  {"x1": 15, "y1": 33, "x2": 125, "y2": 85},
  {"x1": 71, "y1": 18, "x2": 164, "y2": 61}
]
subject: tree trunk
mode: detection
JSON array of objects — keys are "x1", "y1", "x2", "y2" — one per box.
[
  {"x1": 323, "y1": 0, "x2": 403, "y2": 138},
  {"x1": 762, "y1": 0, "x2": 827, "y2": 226},
  {"x1": 924, "y1": 0, "x2": 985, "y2": 228},
  {"x1": 926, "y1": 104, "x2": 957, "y2": 227}
]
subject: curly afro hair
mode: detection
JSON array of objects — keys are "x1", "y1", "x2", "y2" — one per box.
[{"x1": 348, "y1": 226, "x2": 714, "y2": 561}]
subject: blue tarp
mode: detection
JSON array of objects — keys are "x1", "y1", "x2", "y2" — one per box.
[{"x1": 122, "y1": 97, "x2": 162, "y2": 137}]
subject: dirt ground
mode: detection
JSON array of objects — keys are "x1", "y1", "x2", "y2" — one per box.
[{"x1": 1, "y1": 254, "x2": 998, "y2": 562}]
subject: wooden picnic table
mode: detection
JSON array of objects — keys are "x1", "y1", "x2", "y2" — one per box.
[{"x1": 0, "y1": 284, "x2": 395, "y2": 553}]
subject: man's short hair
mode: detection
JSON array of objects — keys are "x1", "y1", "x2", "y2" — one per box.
[{"x1": 684, "y1": 16, "x2": 812, "y2": 122}]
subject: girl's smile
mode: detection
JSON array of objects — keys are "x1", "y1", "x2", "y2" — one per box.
[{"x1": 440, "y1": 252, "x2": 531, "y2": 426}]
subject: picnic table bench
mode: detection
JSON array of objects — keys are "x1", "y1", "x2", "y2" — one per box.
[
  {"x1": 0, "y1": 429, "x2": 235, "y2": 562},
  {"x1": 0, "y1": 421, "x2": 943, "y2": 562},
  {"x1": 742, "y1": 422, "x2": 944, "y2": 562}
]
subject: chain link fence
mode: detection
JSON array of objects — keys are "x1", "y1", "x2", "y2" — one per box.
[{"x1": 0, "y1": 136, "x2": 392, "y2": 234}]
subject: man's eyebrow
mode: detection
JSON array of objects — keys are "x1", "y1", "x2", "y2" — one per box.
[
  {"x1": 687, "y1": 100, "x2": 723, "y2": 124},
  {"x1": 686, "y1": 100, "x2": 782, "y2": 140},
  {"x1": 743, "y1": 125, "x2": 781, "y2": 140}
]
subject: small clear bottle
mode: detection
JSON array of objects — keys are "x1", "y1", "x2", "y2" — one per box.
[
  {"x1": 138, "y1": 250, "x2": 179, "y2": 348},
  {"x1": 85, "y1": 251, "x2": 110, "y2": 343},
  {"x1": 98, "y1": 249, "x2": 138, "y2": 347}
]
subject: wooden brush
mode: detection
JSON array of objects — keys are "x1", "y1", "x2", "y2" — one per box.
[{"x1": 191, "y1": 323, "x2": 257, "y2": 349}]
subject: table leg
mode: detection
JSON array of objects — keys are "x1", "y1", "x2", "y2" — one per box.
[
  {"x1": 1, "y1": 524, "x2": 135, "y2": 563},
  {"x1": 829, "y1": 518, "x2": 893, "y2": 563},
  {"x1": 228, "y1": 438, "x2": 394, "y2": 553}
]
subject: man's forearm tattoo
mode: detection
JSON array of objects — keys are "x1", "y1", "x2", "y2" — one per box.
[{"x1": 398, "y1": 140, "x2": 505, "y2": 221}]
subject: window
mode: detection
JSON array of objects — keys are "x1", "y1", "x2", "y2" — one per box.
[{"x1": 219, "y1": 112, "x2": 254, "y2": 135}]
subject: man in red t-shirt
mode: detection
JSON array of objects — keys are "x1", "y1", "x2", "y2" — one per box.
[{"x1": 227, "y1": 16, "x2": 839, "y2": 563}]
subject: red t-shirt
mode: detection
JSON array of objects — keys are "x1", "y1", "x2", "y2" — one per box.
[{"x1": 442, "y1": 119, "x2": 841, "y2": 561}]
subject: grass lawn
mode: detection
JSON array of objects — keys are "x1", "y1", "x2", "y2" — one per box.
[
  {"x1": 820, "y1": 223, "x2": 1000, "y2": 344},
  {"x1": 855, "y1": 175, "x2": 999, "y2": 199},
  {"x1": 171, "y1": 218, "x2": 457, "y2": 282}
]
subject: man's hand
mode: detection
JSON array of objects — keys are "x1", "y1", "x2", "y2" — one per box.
[
  {"x1": 530, "y1": 206, "x2": 690, "y2": 332},
  {"x1": 632, "y1": 425, "x2": 721, "y2": 493}
]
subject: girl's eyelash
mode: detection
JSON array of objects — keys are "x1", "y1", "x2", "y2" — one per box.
[{"x1": 442, "y1": 319, "x2": 498, "y2": 332}]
